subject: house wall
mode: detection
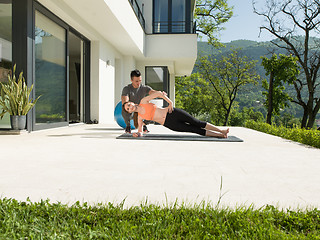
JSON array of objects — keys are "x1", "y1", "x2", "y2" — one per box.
[
  {"x1": 90, "y1": 42, "x2": 141, "y2": 124},
  {"x1": 37, "y1": 0, "x2": 145, "y2": 124},
  {"x1": 141, "y1": 0, "x2": 153, "y2": 34},
  {"x1": 104, "y1": 0, "x2": 145, "y2": 56},
  {"x1": 2, "y1": 0, "x2": 196, "y2": 129},
  {"x1": 97, "y1": 43, "x2": 115, "y2": 124}
]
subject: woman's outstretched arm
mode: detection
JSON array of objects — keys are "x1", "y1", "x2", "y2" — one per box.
[
  {"x1": 140, "y1": 91, "x2": 173, "y2": 112},
  {"x1": 140, "y1": 91, "x2": 162, "y2": 103}
]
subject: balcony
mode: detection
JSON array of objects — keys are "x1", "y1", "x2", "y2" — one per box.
[
  {"x1": 153, "y1": 21, "x2": 196, "y2": 34},
  {"x1": 128, "y1": 0, "x2": 145, "y2": 30}
]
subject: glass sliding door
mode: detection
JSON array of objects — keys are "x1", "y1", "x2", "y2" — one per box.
[
  {"x1": 0, "y1": 0, "x2": 12, "y2": 128},
  {"x1": 153, "y1": 0, "x2": 190, "y2": 33},
  {"x1": 69, "y1": 30, "x2": 90, "y2": 124},
  {"x1": 34, "y1": 10, "x2": 67, "y2": 128},
  {"x1": 172, "y1": 0, "x2": 185, "y2": 33},
  {"x1": 69, "y1": 31, "x2": 83, "y2": 124},
  {"x1": 153, "y1": 0, "x2": 168, "y2": 33}
]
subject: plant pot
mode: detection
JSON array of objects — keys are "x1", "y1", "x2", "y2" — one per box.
[{"x1": 10, "y1": 115, "x2": 26, "y2": 130}]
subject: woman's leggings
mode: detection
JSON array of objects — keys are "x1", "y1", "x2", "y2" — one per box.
[{"x1": 163, "y1": 108, "x2": 207, "y2": 136}]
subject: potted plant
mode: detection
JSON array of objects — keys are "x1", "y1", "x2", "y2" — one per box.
[{"x1": 0, "y1": 64, "x2": 40, "y2": 130}]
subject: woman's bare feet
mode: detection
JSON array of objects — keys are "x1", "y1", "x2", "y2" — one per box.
[
  {"x1": 206, "y1": 130, "x2": 228, "y2": 138},
  {"x1": 221, "y1": 128, "x2": 229, "y2": 138}
]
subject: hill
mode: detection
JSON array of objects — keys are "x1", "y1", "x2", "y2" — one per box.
[
  {"x1": 196, "y1": 40, "x2": 288, "y2": 78},
  {"x1": 197, "y1": 37, "x2": 320, "y2": 74},
  {"x1": 195, "y1": 40, "x2": 301, "y2": 117},
  {"x1": 198, "y1": 39, "x2": 271, "y2": 55}
]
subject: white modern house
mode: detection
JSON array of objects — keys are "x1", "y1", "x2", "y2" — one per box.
[{"x1": 0, "y1": 0, "x2": 197, "y2": 131}]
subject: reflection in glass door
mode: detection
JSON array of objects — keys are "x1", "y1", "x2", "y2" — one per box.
[
  {"x1": 145, "y1": 66, "x2": 169, "y2": 106},
  {"x1": 34, "y1": 11, "x2": 67, "y2": 128},
  {"x1": 0, "y1": 0, "x2": 12, "y2": 128},
  {"x1": 145, "y1": 66, "x2": 169, "y2": 94}
]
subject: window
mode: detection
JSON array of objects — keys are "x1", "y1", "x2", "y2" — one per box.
[
  {"x1": 153, "y1": 0, "x2": 169, "y2": 33},
  {"x1": 0, "y1": 0, "x2": 12, "y2": 128},
  {"x1": 145, "y1": 66, "x2": 169, "y2": 106},
  {"x1": 172, "y1": 0, "x2": 185, "y2": 33},
  {"x1": 153, "y1": 0, "x2": 192, "y2": 33}
]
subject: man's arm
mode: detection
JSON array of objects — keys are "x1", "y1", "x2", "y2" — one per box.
[{"x1": 121, "y1": 86, "x2": 130, "y2": 104}]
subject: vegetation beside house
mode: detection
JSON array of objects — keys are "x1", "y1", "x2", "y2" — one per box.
[
  {"x1": 245, "y1": 120, "x2": 320, "y2": 149},
  {"x1": 176, "y1": 38, "x2": 320, "y2": 129}
]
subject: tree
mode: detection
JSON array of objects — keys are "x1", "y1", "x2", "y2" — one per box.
[
  {"x1": 175, "y1": 73, "x2": 214, "y2": 116},
  {"x1": 198, "y1": 49, "x2": 260, "y2": 125},
  {"x1": 195, "y1": 0, "x2": 233, "y2": 46},
  {"x1": 253, "y1": 0, "x2": 320, "y2": 128},
  {"x1": 261, "y1": 54, "x2": 300, "y2": 124},
  {"x1": 229, "y1": 106, "x2": 265, "y2": 126}
]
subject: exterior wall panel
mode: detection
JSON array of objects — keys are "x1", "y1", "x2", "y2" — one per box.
[
  {"x1": 145, "y1": 34, "x2": 197, "y2": 76},
  {"x1": 7, "y1": 0, "x2": 197, "y2": 129}
]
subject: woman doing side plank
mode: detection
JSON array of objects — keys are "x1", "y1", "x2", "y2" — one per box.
[{"x1": 122, "y1": 91, "x2": 229, "y2": 138}]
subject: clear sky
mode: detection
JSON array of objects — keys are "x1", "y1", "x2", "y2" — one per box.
[{"x1": 219, "y1": 0, "x2": 275, "y2": 43}]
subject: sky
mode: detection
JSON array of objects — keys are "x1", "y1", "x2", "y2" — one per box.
[{"x1": 219, "y1": 0, "x2": 275, "y2": 43}]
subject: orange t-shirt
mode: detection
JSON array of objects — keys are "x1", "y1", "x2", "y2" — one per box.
[{"x1": 138, "y1": 103, "x2": 157, "y2": 121}]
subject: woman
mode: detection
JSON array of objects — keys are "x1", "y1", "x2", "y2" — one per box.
[{"x1": 122, "y1": 91, "x2": 229, "y2": 138}]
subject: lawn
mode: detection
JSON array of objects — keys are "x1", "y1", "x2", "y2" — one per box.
[{"x1": 1, "y1": 198, "x2": 319, "y2": 239}]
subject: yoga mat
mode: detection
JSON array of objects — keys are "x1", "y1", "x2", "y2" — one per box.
[{"x1": 116, "y1": 133, "x2": 243, "y2": 142}]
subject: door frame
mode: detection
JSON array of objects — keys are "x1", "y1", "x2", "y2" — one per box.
[{"x1": 68, "y1": 27, "x2": 91, "y2": 124}]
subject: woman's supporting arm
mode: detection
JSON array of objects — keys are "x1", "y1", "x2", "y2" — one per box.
[{"x1": 133, "y1": 116, "x2": 144, "y2": 137}]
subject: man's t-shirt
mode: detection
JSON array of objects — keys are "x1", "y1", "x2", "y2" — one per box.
[{"x1": 121, "y1": 84, "x2": 152, "y2": 104}]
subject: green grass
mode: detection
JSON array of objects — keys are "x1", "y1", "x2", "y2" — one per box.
[
  {"x1": 0, "y1": 198, "x2": 320, "y2": 239},
  {"x1": 245, "y1": 120, "x2": 320, "y2": 149}
]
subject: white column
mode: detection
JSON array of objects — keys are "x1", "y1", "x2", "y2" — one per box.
[
  {"x1": 90, "y1": 41, "x2": 100, "y2": 122},
  {"x1": 98, "y1": 42, "x2": 115, "y2": 124},
  {"x1": 91, "y1": 40, "x2": 117, "y2": 124},
  {"x1": 169, "y1": 73, "x2": 175, "y2": 106}
]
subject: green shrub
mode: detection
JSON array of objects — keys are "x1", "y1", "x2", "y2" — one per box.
[
  {"x1": 0, "y1": 64, "x2": 40, "y2": 118},
  {"x1": 245, "y1": 120, "x2": 320, "y2": 148}
]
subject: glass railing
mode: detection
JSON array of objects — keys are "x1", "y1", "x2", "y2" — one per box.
[
  {"x1": 128, "y1": 0, "x2": 145, "y2": 29},
  {"x1": 153, "y1": 21, "x2": 196, "y2": 34}
]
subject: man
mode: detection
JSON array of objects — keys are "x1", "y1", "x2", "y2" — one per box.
[{"x1": 121, "y1": 69, "x2": 156, "y2": 133}]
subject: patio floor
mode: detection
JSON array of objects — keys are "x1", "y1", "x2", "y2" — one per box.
[{"x1": 1, "y1": 123, "x2": 319, "y2": 209}]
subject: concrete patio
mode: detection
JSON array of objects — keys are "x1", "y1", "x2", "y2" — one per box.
[{"x1": 1, "y1": 124, "x2": 319, "y2": 209}]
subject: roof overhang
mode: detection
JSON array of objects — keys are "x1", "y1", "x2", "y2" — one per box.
[{"x1": 38, "y1": 0, "x2": 145, "y2": 57}]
